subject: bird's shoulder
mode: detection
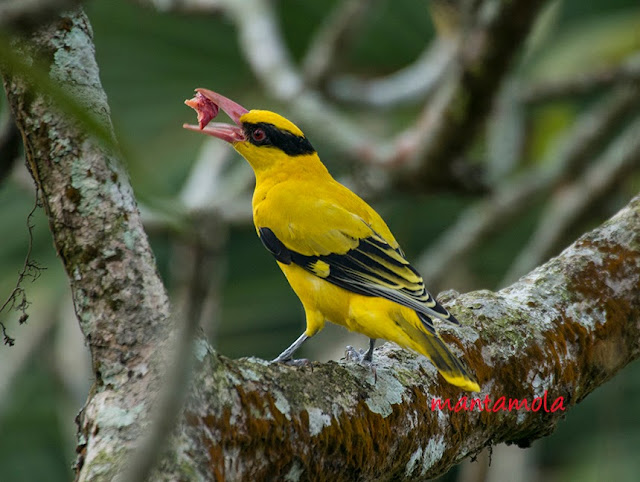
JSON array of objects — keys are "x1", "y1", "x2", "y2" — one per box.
[{"x1": 254, "y1": 178, "x2": 399, "y2": 256}]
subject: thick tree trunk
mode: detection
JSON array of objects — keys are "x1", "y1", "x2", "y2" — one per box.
[{"x1": 3, "y1": 8, "x2": 639, "y2": 482}]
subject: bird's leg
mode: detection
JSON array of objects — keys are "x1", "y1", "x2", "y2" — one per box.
[
  {"x1": 272, "y1": 333, "x2": 309, "y2": 364},
  {"x1": 344, "y1": 338, "x2": 376, "y2": 364},
  {"x1": 363, "y1": 338, "x2": 376, "y2": 362},
  {"x1": 344, "y1": 338, "x2": 378, "y2": 383}
]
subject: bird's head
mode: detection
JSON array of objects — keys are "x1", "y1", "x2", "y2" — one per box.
[{"x1": 183, "y1": 89, "x2": 317, "y2": 173}]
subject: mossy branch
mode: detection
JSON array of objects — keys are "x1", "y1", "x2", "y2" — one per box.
[
  {"x1": 2, "y1": 8, "x2": 639, "y2": 482},
  {"x1": 173, "y1": 194, "x2": 640, "y2": 481}
]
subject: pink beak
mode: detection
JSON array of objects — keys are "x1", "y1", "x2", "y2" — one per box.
[{"x1": 183, "y1": 88, "x2": 249, "y2": 143}]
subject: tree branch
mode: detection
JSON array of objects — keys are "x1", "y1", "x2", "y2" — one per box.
[
  {"x1": 0, "y1": 0, "x2": 82, "y2": 31},
  {"x1": 521, "y1": 53, "x2": 640, "y2": 104},
  {"x1": 393, "y1": 0, "x2": 549, "y2": 188},
  {"x1": 2, "y1": 10, "x2": 173, "y2": 481},
  {"x1": 302, "y1": 0, "x2": 374, "y2": 88},
  {"x1": 328, "y1": 38, "x2": 456, "y2": 109},
  {"x1": 172, "y1": 193, "x2": 639, "y2": 481},
  {"x1": 502, "y1": 114, "x2": 640, "y2": 284},
  {"x1": 328, "y1": 0, "x2": 462, "y2": 108},
  {"x1": 3, "y1": 7, "x2": 640, "y2": 482}
]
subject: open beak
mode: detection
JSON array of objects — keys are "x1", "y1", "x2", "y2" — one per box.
[{"x1": 183, "y1": 88, "x2": 249, "y2": 143}]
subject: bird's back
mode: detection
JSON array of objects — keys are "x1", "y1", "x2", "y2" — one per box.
[{"x1": 252, "y1": 169, "x2": 399, "y2": 257}]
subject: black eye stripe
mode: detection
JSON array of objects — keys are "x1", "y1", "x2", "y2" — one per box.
[{"x1": 244, "y1": 122, "x2": 315, "y2": 156}]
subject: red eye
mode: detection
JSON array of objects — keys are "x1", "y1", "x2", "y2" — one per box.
[{"x1": 252, "y1": 128, "x2": 266, "y2": 142}]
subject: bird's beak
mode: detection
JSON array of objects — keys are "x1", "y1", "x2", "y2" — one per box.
[{"x1": 183, "y1": 88, "x2": 249, "y2": 143}]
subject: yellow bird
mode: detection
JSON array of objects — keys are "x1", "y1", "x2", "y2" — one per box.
[{"x1": 184, "y1": 89, "x2": 480, "y2": 392}]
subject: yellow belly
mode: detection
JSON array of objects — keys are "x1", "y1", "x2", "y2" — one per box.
[
  {"x1": 278, "y1": 262, "x2": 421, "y2": 348},
  {"x1": 277, "y1": 262, "x2": 481, "y2": 392}
]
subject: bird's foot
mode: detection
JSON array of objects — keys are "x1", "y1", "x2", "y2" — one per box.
[
  {"x1": 344, "y1": 345, "x2": 367, "y2": 363},
  {"x1": 343, "y1": 345, "x2": 377, "y2": 382}
]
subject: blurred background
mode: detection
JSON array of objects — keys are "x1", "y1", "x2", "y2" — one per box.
[{"x1": 1, "y1": 0, "x2": 639, "y2": 480}]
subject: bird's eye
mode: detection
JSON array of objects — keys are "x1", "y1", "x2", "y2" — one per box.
[{"x1": 252, "y1": 128, "x2": 266, "y2": 142}]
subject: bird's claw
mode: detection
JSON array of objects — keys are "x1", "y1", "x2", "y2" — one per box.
[
  {"x1": 344, "y1": 345, "x2": 366, "y2": 363},
  {"x1": 343, "y1": 345, "x2": 377, "y2": 382}
]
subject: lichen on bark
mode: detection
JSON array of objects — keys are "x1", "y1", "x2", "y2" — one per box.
[{"x1": 3, "y1": 10, "x2": 172, "y2": 481}]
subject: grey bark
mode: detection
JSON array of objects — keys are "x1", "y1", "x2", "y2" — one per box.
[{"x1": 2, "y1": 10, "x2": 173, "y2": 481}]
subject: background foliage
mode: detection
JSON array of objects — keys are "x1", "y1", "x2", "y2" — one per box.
[{"x1": 1, "y1": 0, "x2": 639, "y2": 480}]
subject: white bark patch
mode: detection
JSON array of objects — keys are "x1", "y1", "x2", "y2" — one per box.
[
  {"x1": 223, "y1": 447, "x2": 243, "y2": 481},
  {"x1": 517, "y1": 409, "x2": 527, "y2": 424},
  {"x1": 273, "y1": 389, "x2": 292, "y2": 420},
  {"x1": 238, "y1": 366, "x2": 262, "y2": 382},
  {"x1": 405, "y1": 435, "x2": 447, "y2": 477},
  {"x1": 307, "y1": 407, "x2": 332, "y2": 436},
  {"x1": 434, "y1": 406, "x2": 449, "y2": 433},
  {"x1": 604, "y1": 274, "x2": 638, "y2": 295},
  {"x1": 193, "y1": 338, "x2": 211, "y2": 362},
  {"x1": 284, "y1": 461, "x2": 304, "y2": 482},
  {"x1": 95, "y1": 400, "x2": 144, "y2": 429},
  {"x1": 421, "y1": 436, "x2": 447, "y2": 474},
  {"x1": 365, "y1": 368, "x2": 406, "y2": 417},
  {"x1": 531, "y1": 372, "x2": 554, "y2": 397},
  {"x1": 566, "y1": 300, "x2": 605, "y2": 331},
  {"x1": 405, "y1": 447, "x2": 423, "y2": 477}
]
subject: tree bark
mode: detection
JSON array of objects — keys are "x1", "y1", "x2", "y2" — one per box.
[
  {"x1": 3, "y1": 8, "x2": 639, "y2": 482},
  {"x1": 2, "y1": 10, "x2": 173, "y2": 481}
]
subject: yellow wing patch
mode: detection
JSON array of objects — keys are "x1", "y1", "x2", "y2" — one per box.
[{"x1": 310, "y1": 260, "x2": 330, "y2": 278}]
